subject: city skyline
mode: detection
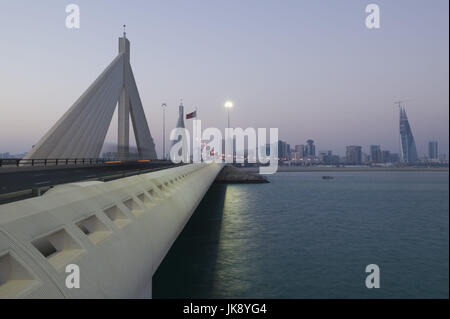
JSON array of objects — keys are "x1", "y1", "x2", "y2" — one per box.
[
  {"x1": 0, "y1": 108, "x2": 446, "y2": 160},
  {"x1": 0, "y1": 1, "x2": 448, "y2": 302},
  {"x1": 0, "y1": 0, "x2": 448, "y2": 158},
  {"x1": 271, "y1": 133, "x2": 444, "y2": 161}
]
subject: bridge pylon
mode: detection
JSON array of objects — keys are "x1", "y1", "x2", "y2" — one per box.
[{"x1": 23, "y1": 34, "x2": 157, "y2": 160}]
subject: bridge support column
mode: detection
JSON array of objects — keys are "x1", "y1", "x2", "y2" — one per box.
[
  {"x1": 118, "y1": 35, "x2": 131, "y2": 159},
  {"x1": 118, "y1": 87, "x2": 130, "y2": 159},
  {"x1": 22, "y1": 34, "x2": 157, "y2": 161}
]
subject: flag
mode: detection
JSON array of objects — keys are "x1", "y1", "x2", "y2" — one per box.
[{"x1": 186, "y1": 110, "x2": 197, "y2": 119}]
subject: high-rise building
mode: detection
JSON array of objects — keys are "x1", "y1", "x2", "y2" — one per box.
[
  {"x1": 278, "y1": 140, "x2": 289, "y2": 160},
  {"x1": 305, "y1": 140, "x2": 315, "y2": 158},
  {"x1": 370, "y1": 145, "x2": 382, "y2": 163},
  {"x1": 318, "y1": 150, "x2": 328, "y2": 162},
  {"x1": 428, "y1": 141, "x2": 438, "y2": 159},
  {"x1": 399, "y1": 107, "x2": 418, "y2": 163},
  {"x1": 319, "y1": 150, "x2": 338, "y2": 164},
  {"x1": 294, "y1": 145, "x2": 305, "y2": 158},
  {"x1": 390, "y1": 153, "x2": 400, "y2": 163},
  {"x1": 346, "y1": 145, "x2": 362, "y2": 164},
  {"x1": 361, "y1": 152, "x2": 369, "y2": 163},
  {"x1": 381, "y1": 150, "x2": 391, "y2": 163},
  {"x1": 292, "y1": 151, "x2": 303, "y2": 162}
]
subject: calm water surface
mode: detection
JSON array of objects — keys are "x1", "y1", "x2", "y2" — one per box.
[{"x1": 153, "y1": 171, "x2": 449, "y2": 298}]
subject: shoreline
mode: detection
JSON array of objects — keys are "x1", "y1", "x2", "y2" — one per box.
[{"x1": 239, "y1": 166, "x2": 449, "y2": 173}]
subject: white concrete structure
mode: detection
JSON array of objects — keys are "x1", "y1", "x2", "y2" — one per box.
[
  {"x1": 23, "y1": 34, "x2": 157, "y2": 160},
  {"x1": 172, "y1": 101, "x2": 185, "y2": 146},
  {"x1": 0, "y1": 163, "x2": 222, "y2": 298},
  {"x1": 169, "y1": 101, "x2": 187, "y2": 161}
]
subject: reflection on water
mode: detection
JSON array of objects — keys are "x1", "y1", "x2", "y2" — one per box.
[
  {"x1": 153, "y1": 172, "x2": 449, "y2": 298},
  {"x1": 152, "y1": 183, "x2": 227, "y2": 298}
]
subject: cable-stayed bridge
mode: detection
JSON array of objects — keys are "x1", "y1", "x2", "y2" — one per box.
[
  {"x1": 24, "y1": 33, "x2": 157, "y2": 160},
  {"x1": 0, "y1": 35, "x2": 223, "y2": 299}
]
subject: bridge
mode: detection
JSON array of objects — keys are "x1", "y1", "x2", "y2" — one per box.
[
  {"x1": 0, "y1": 34, "x2": 223, "y2": 298},
  {"x1": 0, "y1": 160, "x2": 178, "y2": 204}
]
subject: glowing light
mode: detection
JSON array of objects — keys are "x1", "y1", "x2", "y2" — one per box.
[{"x1": 224, "y1": 101, "x2": 234, "y2": 109}]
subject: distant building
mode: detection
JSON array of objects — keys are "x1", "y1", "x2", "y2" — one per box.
[
  {"x1": 263, "y1": 143, "x2": 271, "y2": 158},
  {"x1": 278, "y1": 140, "x2": 289, "y2": 160},
  {"x1": 381, "y1": 150, "x2": 391, "y2": 163},
  {"x1": 428, "y1": 141, "x2": 438, "y2": 160},
  {"x1": 331, "y1": 155, "x2": 341, "y2": 164},
  {"x1": 319, "y1": 150, "x2": 339, "y2": 164},
  {"x1": 0, "y1": 152, "x2": 26, "y2": 159},
  {"x1": 370, "y1": 145, "x2": 382, "y2": 163},
  {"x1": 222, "y1": 137, "x2": 237, "y2": 159},
  {"x1": 318, "y1": 150, "x2": 328, "y2": 162},
  {"x1": 390, "y1": 153, "x2": 400, "y2": 163},
  {"x1": 346, "y1": 146, "x2": 362, "y2": 164},
  {"x1": 399, "y1": 107, "x2": 418, "y2": 163},
  {"x1": 305, "y1": 140, "x2": 315, "y2": 158},
  {"x1": 361, "y1": 152, "x2": 370, "y2": 163},
  {"x1": 259, "y1": 143, "x2": 278, "y2": 161},
  {"x1": 294, "y1": 145, "x2": 305, "y2": 158},
  {"x1": 292, "y1": 151, "x2": 303, "y2": 162}
]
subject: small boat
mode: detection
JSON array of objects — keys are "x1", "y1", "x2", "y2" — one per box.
[{"x1": 322, "y1": 175, "x2": 334, "y2": 180}]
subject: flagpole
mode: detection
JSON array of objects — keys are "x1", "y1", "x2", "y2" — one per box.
[{"x1": 161, "y1": 103, "x2": 167, "y2": 160}]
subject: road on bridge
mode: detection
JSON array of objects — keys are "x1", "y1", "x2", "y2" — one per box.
[{"x1": 0, "y1": 161, "x2": 179, "y2": 204}]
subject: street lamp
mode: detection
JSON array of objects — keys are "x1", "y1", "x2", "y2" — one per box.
[
  {"x1": 224, "y1": 101, "x2": 233, "y2": 128},
  {"x1": 161, "y1": 103, "x2": 167, "y2": 160}
]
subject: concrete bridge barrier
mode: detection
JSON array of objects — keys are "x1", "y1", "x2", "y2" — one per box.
[{"x1": 0, "y1": 163, "x2": 222, "y2": 298}]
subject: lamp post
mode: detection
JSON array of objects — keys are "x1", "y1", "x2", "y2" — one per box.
[
  {"x1": 224, "y1": 101, "x2": 233, "y2": 128},
  {"x1": 161, "y1": 103, "x2": 167, "y2": 160}
]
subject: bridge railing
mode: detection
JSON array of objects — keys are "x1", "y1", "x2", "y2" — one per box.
[
  {"x1": 0, "y1": 163, "x2": 222, "y2": 298},
  {"x1": 0, "y1": 158, "x2": 127, "y2": 168}
]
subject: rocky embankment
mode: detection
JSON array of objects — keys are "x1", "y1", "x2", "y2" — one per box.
[{"x1": 215, "y1": 165, "x2": 269, "y2": 184}]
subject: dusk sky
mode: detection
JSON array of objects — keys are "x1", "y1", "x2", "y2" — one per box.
[{"x1": 0, "y1": 0, "x2": 448, "y2": 157}]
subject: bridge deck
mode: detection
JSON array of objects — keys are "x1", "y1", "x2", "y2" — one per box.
[
  {"x1": 0, "y1": 163, "x2": 222, "y2": 298},
  {"x1": 0, "y1": 161, "x2": 178, "y2": 204}
]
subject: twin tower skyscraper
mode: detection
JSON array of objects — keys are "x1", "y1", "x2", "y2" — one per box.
[{"x1": 399, "y1": 106, "x2": 418, "y2": 164}]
